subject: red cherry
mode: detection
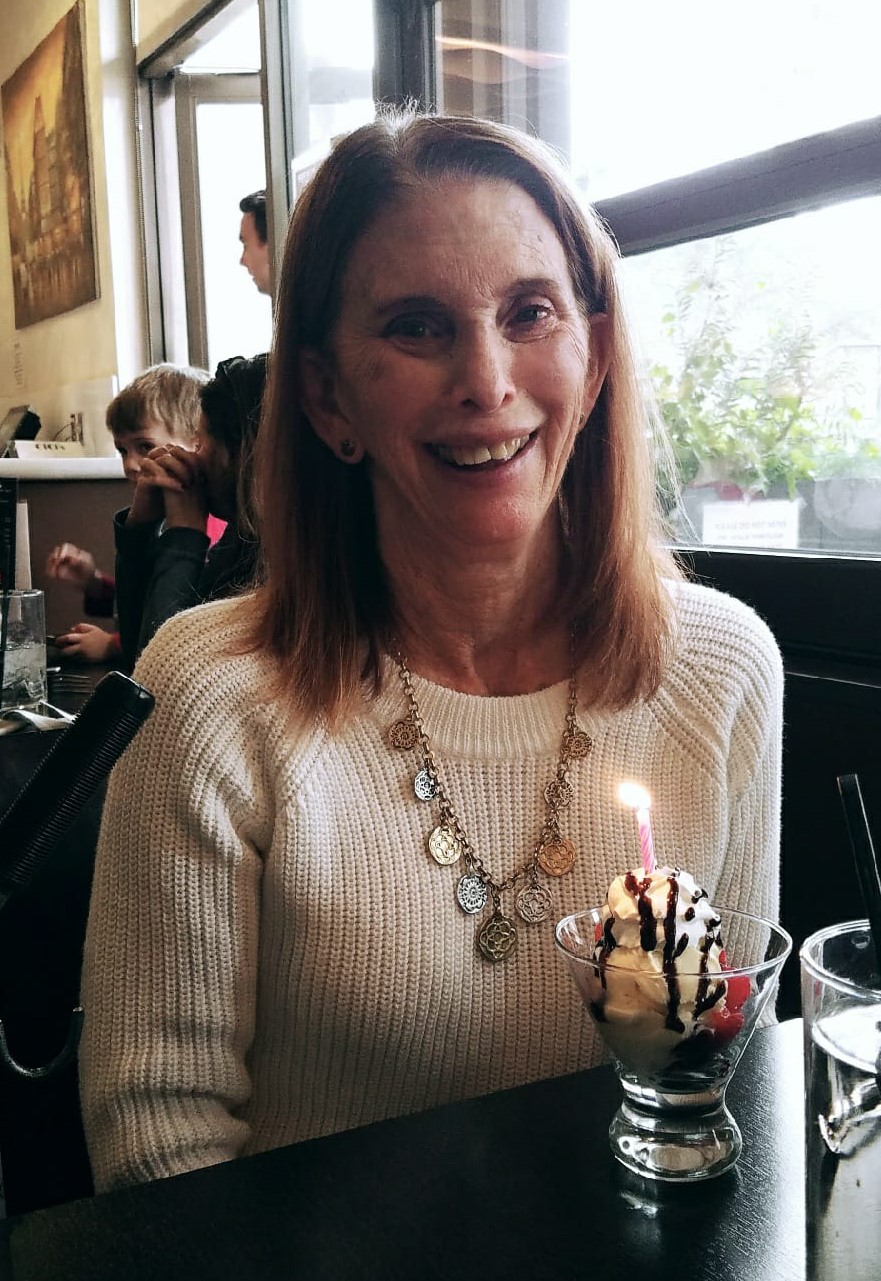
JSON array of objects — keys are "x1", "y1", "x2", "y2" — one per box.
[
  {"x1": 594, "y1": 922, "x2": 604, "y2": 943},
  {"x1": 724, "y1": 975, "x2": 752, "y2": 1012},
  {"x1": 707, "y1": 1006, "x2": 744, "y2": 1044}
]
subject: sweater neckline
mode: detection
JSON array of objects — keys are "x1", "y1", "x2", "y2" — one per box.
[{"x1": 368, "y1": 654, "x2": 589, "y2": 760}]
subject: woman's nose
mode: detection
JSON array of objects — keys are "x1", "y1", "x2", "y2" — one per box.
[{"x1": 449, "y1": 326, "x2": 516, "y2": 412}]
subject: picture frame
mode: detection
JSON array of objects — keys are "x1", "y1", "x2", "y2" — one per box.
[{"x1": 1, "y1": 1, "x2": 99, "y2": 328}]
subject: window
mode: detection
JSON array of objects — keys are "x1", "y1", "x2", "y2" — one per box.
[
  {"x1": 142, "y1": 0, "x2": 376, "y2": 369},
  {"x1": 436, "y1": 0, "x2": 569, "y2": 154},
  {"x1": 291, "y1": 0, "x2": 375, "y2": 154},
  {"x1": 569, "y1": 0, "x2": 881, "y2": 202},
  {"x1": 187, "y1": 88, "x2": 272, "y2": 372},
  {"x1": 431, "y1": 0, "x2": 881, "y2": 557},
  {"x1": 141, "y1": 2, "x2": 271, "y2": 371},
  {"x1": 623, "y1": 197, "x2": 881, "y2": 555}
]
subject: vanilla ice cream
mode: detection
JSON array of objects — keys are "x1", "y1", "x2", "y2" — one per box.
[{"x1": 590, "y1": 867, "x2": 734, "y2": 1071}]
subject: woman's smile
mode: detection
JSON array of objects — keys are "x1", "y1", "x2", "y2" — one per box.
[{"x1": 429, "y1": 431, "x2": 536, "y2": 469}]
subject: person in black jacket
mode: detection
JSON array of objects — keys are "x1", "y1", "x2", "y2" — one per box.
[{"x1": 113, "y1": 354, "x2": 268, "y2": 670}]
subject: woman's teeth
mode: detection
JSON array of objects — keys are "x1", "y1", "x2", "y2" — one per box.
[{"x1": 434, "y1": 435, "x2": 531, "y2": 467}]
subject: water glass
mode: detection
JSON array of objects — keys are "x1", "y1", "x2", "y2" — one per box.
[
  {"x1": 801, "y1": 920, "x2": 881, "y2": 1279},
  {"x1": 0, "y1": 589, "x2": 47, "y2": 711}
]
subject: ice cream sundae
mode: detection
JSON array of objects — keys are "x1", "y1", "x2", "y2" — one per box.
[
  {"x1": 588, "y1": 866, "x2": 751, "y2": 1072},
  {"x1": 554, "y1": 782, "x2": 792, "y2": 1181}
]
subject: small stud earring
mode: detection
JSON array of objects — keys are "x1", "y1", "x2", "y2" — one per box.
[{"x1": 340, "y1": 439, "x2": 357, "y2": 459}]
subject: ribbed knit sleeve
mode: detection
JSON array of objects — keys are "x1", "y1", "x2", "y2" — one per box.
[
  {"x1": 79, "y1": 601, "x2": 275, "y2": 1190},
  {"x1": 712, "y1": 599, "x2": 783, "y2": 927},
  {"x1": 644, "y1": 583, "x2": 784, "y2": 1033}
]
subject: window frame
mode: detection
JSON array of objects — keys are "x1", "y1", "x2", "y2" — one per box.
[
  {"x1": 174, "y1": 72, "x2": 263, "y2": 371},
  {"x1": 138, "y1": 0, "x2": 267, "y2": 368},
  {"x1": 594, "y1": 113, "x2": 881, "y2": 256}
]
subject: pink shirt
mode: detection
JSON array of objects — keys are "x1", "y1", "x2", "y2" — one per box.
[{"x1": 206, "y1": 515, "x2": 227, "y2": 547}]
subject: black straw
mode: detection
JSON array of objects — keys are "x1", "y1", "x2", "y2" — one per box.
[{"x1": 837, "y1": 774, "x2": 881, "y2": 970}]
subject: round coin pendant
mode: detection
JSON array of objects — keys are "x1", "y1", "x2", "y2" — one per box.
[
  {"x1": 478, "y1": 913, "x2": 518, "y2": 962},
  {"x1": 414, "y1": 768, "x2": 437, "y2": 801},
  {"x1": 537, "y1": 837, "x2": 577, "y2": 878},
  {"x1": 544, "y1": 778, "x2": 574, "y2": 809},
  {"x1": 567, "y1": 729, "x2": 593, "y2": 759},
  {"x1": 387, "y1": 718, "x2": 418, "y2": 751},
  {"x1": 428, "y1": 824, "x2": 463, "y2": 866},
  {"x1": 456, "y1": 873, "x2": 488, "y2": 915},
  {"x1": 516, "y1": 882, "x2": 553, "y2": 924}
]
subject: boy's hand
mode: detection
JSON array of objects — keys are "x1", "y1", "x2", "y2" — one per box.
[
  {"x1": 45, "y1": 543, "x2": 97, "y2": 589},
  {"x1": 126, "y1": 448, "x2": 207, "y2": 532},
  {"x1": 127, "y1": 470, "x2": 166, "y2": 525},
  {"x1": 55, "y1": 623, "x2": 118, "y2": 663}
]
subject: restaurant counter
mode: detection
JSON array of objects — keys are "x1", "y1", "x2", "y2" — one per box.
[{"x1": 0, "y1": 1020, "x2": 805, "y2": 1281}]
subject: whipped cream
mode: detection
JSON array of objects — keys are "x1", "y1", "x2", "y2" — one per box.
[{"x1": 594, "y1": 866, "x2": 727, "y2": 1042}]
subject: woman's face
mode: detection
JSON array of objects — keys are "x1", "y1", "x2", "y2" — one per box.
[{"x1": 306, "y1": 177, "x2": 608, "y2": 564}]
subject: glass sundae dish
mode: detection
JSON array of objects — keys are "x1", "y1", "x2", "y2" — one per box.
[{"x1": 556, "y1": 867, "x2": 792, "y2": 1181}]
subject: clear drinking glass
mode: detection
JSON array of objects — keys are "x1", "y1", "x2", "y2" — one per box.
[
  {"x1": 0, "y1": 589, "x2": 47, "y2": 711},
  {"x1": 801, "y1": 920, "x2": 881, "y2": 1279},
  {"x1": 556, "y1": 906, "x2": 792, "y2": 1182}
]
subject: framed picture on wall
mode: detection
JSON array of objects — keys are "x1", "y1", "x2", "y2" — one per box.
[{"x1": 1, "y1": 0, "x2": 99, "y2": 329}]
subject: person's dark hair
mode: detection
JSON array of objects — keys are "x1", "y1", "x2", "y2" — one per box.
[
  {"x1": 202, "y1": 354, "x2": 267, "y2": 456},
  {"x1": 246, "y1": 109, "x2": 680, "y2": 724},
  {"x1": 239, "y1": 190, "x2": 267, "y2": 244},
  {"x1": 202, "y1": 353, "x2": 268, "y2": 528}
]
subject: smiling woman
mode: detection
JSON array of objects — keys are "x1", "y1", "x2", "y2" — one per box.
[{"x1": 79, "y1": 110, "x2": 784, "y2": 1193}]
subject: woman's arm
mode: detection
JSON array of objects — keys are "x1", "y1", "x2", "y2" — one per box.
[
  {"x1": 708, "y1": 601, "x2": 785, "y2": 1030},
  {"x1": 79, "y1": 621, "x2": 265, "y2": 1190},
  {"x1": 122, "y1": 446, "x2": 214, "y2": 662},
  {"x1": 113, "y1": 508, "x2": 160, "y2": 672},
  {"x1": 135, "y1": 525, "x2": 211, "y2": 657},
  {"x1": 713, "y1": 609, "x2": 784, "y2": 926}
]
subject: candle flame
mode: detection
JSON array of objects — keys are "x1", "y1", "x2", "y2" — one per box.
[{"x1": 618, "y1": 781, "x2": 652, "y2": 810}]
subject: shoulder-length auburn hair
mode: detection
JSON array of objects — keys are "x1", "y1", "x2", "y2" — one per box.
[{"x1": 244, "y1": 109, "x2": 680, "y2": 724}]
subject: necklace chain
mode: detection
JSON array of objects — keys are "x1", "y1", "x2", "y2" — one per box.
[{"x1": 389, "y1": 649, "x2": 593, "y2": 961}]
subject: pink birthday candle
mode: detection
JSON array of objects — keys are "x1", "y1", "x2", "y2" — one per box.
[{"x1": 618, "y1": 782, "x2": 656, "y2": 874}]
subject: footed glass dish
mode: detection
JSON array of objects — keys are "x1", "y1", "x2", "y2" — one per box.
[{"x1": 555, "y1": 906, "x2": 792, "y2": 1182}]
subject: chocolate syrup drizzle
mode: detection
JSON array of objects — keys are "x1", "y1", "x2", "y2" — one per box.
[{"x1": 595, "y1": 869, "x2": 725, "y2": 1030}]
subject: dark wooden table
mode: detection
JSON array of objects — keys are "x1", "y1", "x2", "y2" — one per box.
[
  {"x1": 0, "y1": 1020, "x2": 805, "y2": 1281},
  {"x1": 46, "y1": 655, "x2": 113, "y2": 715}
]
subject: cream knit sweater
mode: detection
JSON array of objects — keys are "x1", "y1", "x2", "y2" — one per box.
[{"x1": 80, "y1": 579, "x2": 783, "y2": 1191}]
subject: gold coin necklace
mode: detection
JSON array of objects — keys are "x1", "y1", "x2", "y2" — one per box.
[{"x1": 387, "y1": 650, "x2": 593, "y2": 963}]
